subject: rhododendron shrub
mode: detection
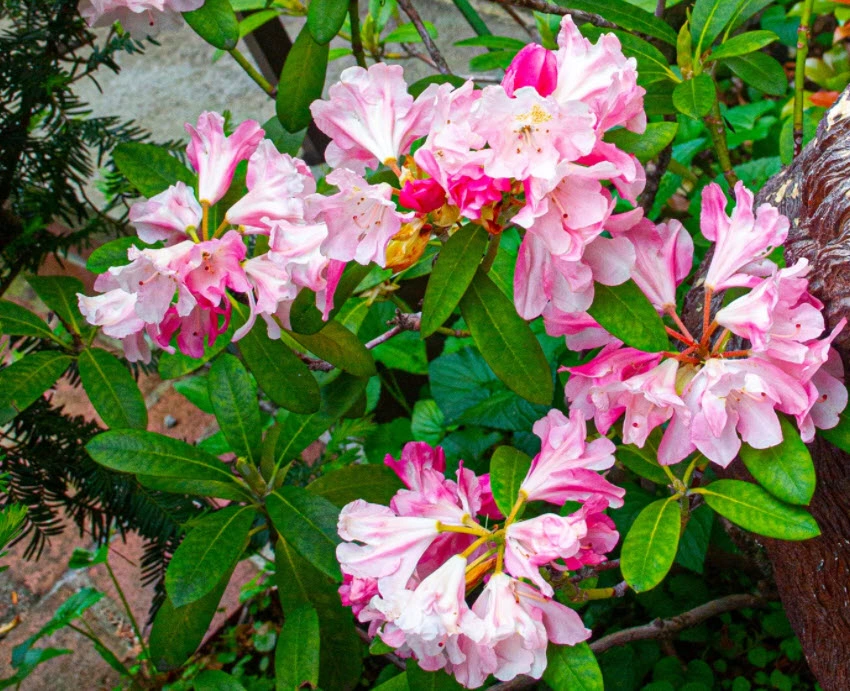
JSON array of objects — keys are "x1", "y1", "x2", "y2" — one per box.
[{"x1": 7, "y1": 0, "x2": 850, "y2": 688}]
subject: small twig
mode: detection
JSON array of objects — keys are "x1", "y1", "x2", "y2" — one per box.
[
  {"x1": 348, "y1": 0, "x2": 367, "y2": 68},
  {"x1": 486, "y1": 0, "x2": 615, "y2": 29},
  {"x1": 570, "y1": 559, "x2": 621, "y2": 583},
  {"x1": 228, "y1": 47, "x2": 276, "y2": 98},
  {"x1": 704, "y1": 79, "x2": 738, "y2": 187},
  {"x1": 397, "y1": 0, "x2": 452, "y2": 75},
  {"x1": 793, "y1": 0, "x2": 815, "y2": 158},
  {"x1": 655, "y1": 0, "x2": 666, "y2": 17},
  {"x1": 364, "y1": 325, "x2": 404, "y2": 349}
]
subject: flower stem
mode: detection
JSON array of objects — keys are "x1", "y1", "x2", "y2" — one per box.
[
  {"x1": 793, "y1": 0, "x2": 815, "y2": 158},
  {"x1": 437, "y1": 521, "x2": 490, "y2": 537},
  {"x1": 201, "y1": 202, "x2": 210, "y2": 241},
  {"x1": 701, "y1": 287, "x2": 713, "y2": 349},
  {"x1": 666, "y1": 306, "x2": 696, "y2": 344},
  {"x1": 504, "y1": 491, "x2": 527, "y2": 527},
  {"x1": 213, "y1": 218, "x2": 230, "y2": 238},
  {"x1": 228, "y1": 48, "x2": 276, "y2": 98},
  {"x1": 462, "y1": 536, "x2": 494, "y2": 560},
  {"x1": 705, "y1": 97, "x2": 738, "y2": 187}
]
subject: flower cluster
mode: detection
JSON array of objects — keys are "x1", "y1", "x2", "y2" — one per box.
[
  {"x1": 564, "y1": 182, "x2": 847, "y2": 468},
  {"x1": 78, "y1": 0, "x2": 202, "y2": 36},
  {"x1": 337, "y1": 410, "x2": 623, "y2": 687}
]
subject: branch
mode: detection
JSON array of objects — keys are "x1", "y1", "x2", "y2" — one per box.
[
  {"x1": 396, "y1": 0, "x2": 452, "y2": 75},
  {"x1": 486, "y1": 0, "x2": 615, "y2": 29},
  {"x1": 793, "y1": 0, "x2": 815, "y2": 158},
  {"x1": 349, "y1": 0, "x2": 368, "y2": 68}
]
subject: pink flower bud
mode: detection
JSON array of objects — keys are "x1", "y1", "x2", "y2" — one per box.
[
  {"x1": 502, "y1": 44, "x2": 558, "y2": 98},
  {"x1": 398, "y1": 178, "x2": 446, "y2": 214}
]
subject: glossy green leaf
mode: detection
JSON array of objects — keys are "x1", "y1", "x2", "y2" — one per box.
[
  {"x1": 288, "y1": 320, "x2": 376, "y2": 377},
  {"x1": 723, "y1": 52, "x2": 788, "y2": 96},
  {"x1": 86, "y1": 237, "x2": 157, "y2": 274},
  {"x1": 407, "y1": 74, "x2": 466, "y2": 98},
  {"x1": 469, "y1": 50, "x2": 517, "y2": 71},
  {"x1": 562, "y1": 0, "x2": 676, "y2": 45},
  {"x1": 707, "y1": 30, "x2": 778, "y2": 61},
  {"x1": 460, "y1": 270, "x2": 553, "y2": 405},
  {"x1": 730, "y1": 0, "x2": 774, "y2": 30},
  {"x1": 208, "y1": 354, "x2": 262, "y2": 462},
  {"x1": 0, "y1": 300, "x2": 55, "y2": 341},
  {"x1": 174, "y1": 374, "x2": 214, "y2": 413},
  {"x1": 194, "y1": 670, "x2": 247, "y2": 691},
  {"x1": 691, "y1": 0, "x2": 741, "y2": 52},
  {"x1": 675, "y1": 503, "x2": 713, "y2": 574},
  {"x1": 308, "y1": 464, "x2": 404, "y2": 507},
  {"x1": 407, "y1": 661, "x2": 464, "y2": 691},
  {"x1": 112, "y1": 142, "x2": 195, "y2": 197},
  {"x1": 290, "y1": 262, "x2": 372, "y2": 334},
  {"x1": 267, "y1": 486, "x2": 341, "y2": 580},
  {"x1": 27, "y1": 275, "x2": 91, "y2": 337},
  {"x1": 617, "y1": 428, "x2": 669, "y2": 485},
  {"x1": 819, "y1": 409, "x2": 850, "y2": 453},
  {"x1": 383, "y1": 21, "x2": 437, "y2": 44},
  {"x1": 421, "y1": 225, "x2": 489, "y2": 338},
  {"x1": 543, "y1": 642, "x2": 604, "y2": 691},
  {"x1": 699, "y1": 480, "x2": 820, "y2": 540},
  {"x1": 307, "y1": 0, "x2": 349, "y2": 44},
  {"x1": 261, "y1": 116, "x2": 306, "y2": 157},
  {"x1": 621, "y1": 497, "x2": 681, "y2": 592},
  {"x1": 135, "y1": 474, "x2": 250, "y2": 502},
  {"x1": 78, "y1": 347, "x2": 148, "y2": 430},
  {"x1": 489, "y1": 446, "x2": 532, "y2": 518},
  {"x1": 587, "y1": 280, "x2": 669, "y2": 353},
  {"x1": 276, "y1": 604, "x2": 320, "y2": 690},
  {"x1": 582, "y1": 27, "x2": 674, "y2": 85},
  {"x1": 277, "y1": 24, "x2": 329, "y2": 132},
  {"x1": 149, "y1": 566, "x2": 234, "y2": 671},
  {"x1": 672, "y1": 74, "x2": 717, "y2": 119},
  {"x1": 166, "y1": 505, "x2": 256, "y2": 607},
  {"x1": 740, "y1": 417, "x2": 815, "y2": 505},
  {"x1": 0, "y1": 351, "x2": 72, "y2": 425},
  {"x1": 183, "y1": 0, "x2": 239, "y2": 50},
  {"x1": 236, "y1": 314, "x2": 320, "y2": 415},
  {"x1": 454, "y1": 35, "x2": 526, "y2": 50},
  {"x1": 372, "y1": 674, "x2": 410, "y2": 691},
  {"x1": 605, "y1": 122, "x2": 678, "y2": 163}
]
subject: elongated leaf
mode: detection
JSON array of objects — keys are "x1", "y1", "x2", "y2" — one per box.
[
  {"x1": 489, "y1": 446, "x2": 532, "y2": 518},
  {"x1": 406, "y1": 661, "x2": 464, "y2": 691},
  {"x1": 587, "y1": 280, "x2": 669, "y2": 352},
  {"x1": 149, "y1": 567, "x2": 234, "y2": 671},
  {"x1": 562, "y1": 0, "x2": 676, "y2": 45},
  {"x1": 617, "y1": 429, "x2": 669, "y2": 485},
  {"x1": 621, "y1": 497, "x2": 681, "y2": 592},
  {"x1": 236, "y1": 315, "x2": 320, "y2": 414},
  {"x1": 692, "y1": 0, "x2": 743, "y2": 52},
  {"x1": 166, "y1": 505, "x2": 255, "y2": 607},
  {"x1": 699, "y1": 480, "x2": 820, "y2": 540},
  {"x1": 455, "y1": 36, "x2": 526, "y2": 50},
  {"x1": 819, "y1": 409, "x2": 850, "y2": 452},
  {"x1": 276, "y1": 604, "x2": 320, "y2": 690},
  {"x1": 290, "y1": 262, "x2": 372, "y2": 334},
  {"x1": 136, "y1": 474, "x2": 250, "y2": 502},
  {"x1": 740, "y1": 417, "x2": 815, "y2": 505},
  {"x1": 672, "y1": 74, "x2": 717, "y2": 119},
  {"x1": 27, "y1": 275, "x2": 91, "y2": 337},
  {"x1": 194, "y1": 670, "x2": 247, "y2": 691},
  {"x1": 307, "y1": 0, "x2": 348, "y2": 44},
  {"x1": 267, "y1": 486, "x2": 341, "y2": 580},
  {"x1": 460, "y1": 270, "x2": 553, "y2": 405},
  {"x1": 543, "y1": 642, "x2": 604, "y2": 691},
  {"x1": 0, "y1": 351, "x2": 72, "y2": 425},
  {"x1": 707, "y1": 30, "x2": 778, "y2": 61},
  {"x1": 308, "y1": 464, "x2": 404, "y2": 507},
  {"x1": 112, "y1": 142, "x2": 195, "y2": 197},
  {"x1": 0, "y1": 300, "x2": 55, "y2": 340},
  {"x1": 208, "y1": 354, "x2": 262, "y2": 462},
  {"x1": 384, "y1": 21, "x2": 438, "y2": 44},
  {"x1": 605, "y1": 122, "x2": 678, "y2": 163},
  {"x1": 421, "y1": 225, "x2": 489, "y2": 338},
  {"x1": 723, "y1": 52, "x2": 788, "y2": 96},
  {"x1": 86, "y1": 237, "x2": 157, "y2": 274},
  {"x1": 582, "y1": 27, "x2": 674, "y2": 86},
  {"x1": 407, "y1": 74, "x2": 466, "y2": 98},
  {"x1": 730, "y1": 0, "x2": 774, "y2": 30},
  {"x1": 675, "y1": 503, "x2": 713, "y2": 574},
  {"x1": 277, "y1": 24, "x2": 329, "y2": 132},
  {"x1": 288, "y1": 320, "x2": 376, "y2": 377},
  {"x1": 183, "y1": 0, "x2": 239, "y2": 49},
  {"x1": 78, "y1": 347, "x2": 148, "y2": 430}
]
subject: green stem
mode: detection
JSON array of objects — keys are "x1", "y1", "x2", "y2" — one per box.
[
  {"x1": 348, "y1": 0, "x2": 367, "y2": 68},
  {"x1": 68, "y1": 623, "x2": 138, "y2": 686},
  {"x1": 705, "y1": 97, "x2": 738, "y2": 188},
  {"x1": 229, "y1": 47, "x2": 276, "y2": 98},
  {"x1": 105, "y1": 557, "x2": 150, "y2": 665},
  {"x1": 793, "y1": 0, "x2": 815, "y2": 158},
  {"x1": 481, "y1": 232, "x2": 501, "y2": 273},
  {"x1": 452, "y1": 0, "x2": 492, "y2": 36}
]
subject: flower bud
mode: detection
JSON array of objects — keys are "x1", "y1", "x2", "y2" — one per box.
[
  {"x1": 398, "y1": 178, "x2": 447, "y2": 214},
  {"x1": 502, "y1": 43, "x2": 558, "y2": 98}
]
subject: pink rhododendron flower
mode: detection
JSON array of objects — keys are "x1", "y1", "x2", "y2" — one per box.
[
  {"x1": 310, "y1": 63, "x2": 436, "y2": 173},
  {"x1": 542, "y1": 307, "x2": 616, "y2": 350},
  {"x1": 129, "y1": 181, "x2": 202, "y2": 244},
  {"x1": 185, "y1": 112, "x2": 264, "y2": 205},
  {"x1": 181, "y1": 231, "x2": 251, "y2": 305},
  {"x1": 77, "y1": 289, "x2": 145, "y2": 340},
  {"x1": 78, "y1": 0, "x2": 202, "y2": 36},
  {"x1": 385, "y1": 441, "x2": 446, "y2": 490},
  {"x1": 626, "y1": 218, "x2": 694, "y2": 311},
  {"x1": 502, "y1": 43, "x2": 559, "y2": 98}
]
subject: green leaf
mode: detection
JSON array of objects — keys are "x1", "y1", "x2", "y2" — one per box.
[
  {"x1": 605, "y1": 122, "x2": 678, "y2": 163},
  {"x1": 273, "y1": 373, "x2": 367, "y2": 463},
  {"x1": 421, "y1": 225, "x2": 489, "y2": 338},
  {"x1": 699, "y1": 480, "x2": 820, "y2": 540},
  {"x1": 308, "y1": 464, "x2": 404, "y2": 507},
  {"x1": 136, "y1": 474, "x2": 250, "y2": 502},
  {"x1": 454, "y1": 35, "x2": 526, "y2": 50},
  {"x1": 0, "y1": 300, "x2": 55, "y2": 341},
  {"x1": 261, "y1": 116, "x2": 306, "y2": 157},
  {"x1": 208, "y1": 354, "x2": 262, "y2": 462},
  {"x1": 267, "y1": 486, "x2": 342, "y2": 580},
  {"x1": 411, "y1": 398, "x2": 445, "y2": 445},
  {"x1": 707, "y1": 30, "x2": 778, "y2": 61},
  {"x1": 469, "y1": 50, "x2": 518, "y2": 71},
  {"x1": 235, "y1": 310, "x2": 320, "y2": 415},
  {"x1": 372, "y1": 673, "x2": 410, "y2": 691},
  {"x1": 276, "y1": 604, "x2": 320, "y2": 690},
  {"x1": 581, "y1": 27, "x2": 674, "y2": 85},
  {"x1": 166, "y1": 505, "x2": 255, "y2": 607},
  {"x1": 0, "y1": 351, "x2": 72, "y2": 425},
  {"x1": 740, "y1": 417, "x2": 815, "y2": 505},
  {"x1": 621, "y1": 497, "x2": 681, "y2": 592},
  {"x1": 149, "y1": 567, "x2": 234, "y2": 671},
  {"x1": 372, "y1": 330, "x2": 428, "y2": 375},
  {"x1": 27, "y1": 275, "x2": 91, "y2": 337},
  {"x1": 675, "y1": 503, "x2": 713, "y2": 574},
  {"x1": 489, "y1": 446, "x2": 532, "y2": 517},
  {"x1": 819, "y1": 409, "x2": 850, "y2": 453},
  {"x1": 86, "y1": 237, "x2": 157, "y2": 274},
  {"x1": 407, "y1": 74, "x2": 466, "y2": 98},
  {"x1": 561, "y1": 0, "x2": 676, "y2": 45},
  {"x1": 617, "y1": 428, "x2": 669, "y2": 484},
  {"x1": 730, "y1": 0, "x2": 775, "y2": 30},
  {"x1": 672, "y1": 74, "x2": 717, "y2": 119},
  {"x1": 174, "y1": 374, "x2": 214, "y2": 414},
  {"x1": 383, "y1": 21, "x2": 438, "y2": 44},
  {"x1": 723, "y1": 53, "x2": 788, "y2": 96},
  {"x1": 587, "y1": 280, "x2": 669, "y2": 352},
  {"x1": 112, "y1": 142, "x2": 195, "y2": 197},
  {"x1": 183, "y1": 0, "x2": 239, "y2": 50},
  {"x1": 543, "y1": 642, "x2": 604, "y2": 691},
  {"x1": 460, "y1": 269, "x2": 553, "y2": 406},
  {"x1": 78, "y1": 347, "x2": 148, "y2": 430},
  {"x1": 290, "y1": 262, "x2": 372, "y2": 334},
  {"x1": 194, "y1": 670, "x2": 247, "y2": 691},
  {"x1": 406, "y1": 661, "x2": 464, "y2": 691},
  {"x1": 307, "y1": 0, "x2": 349, "y2": 44},
  {"x1": 288, "y1": 320, "x2": 376, "y2": 377},
  {"x1": 691, "y1": 0, "x2": 742, "y2": 52},
  {"x1": 277, "y1": 24, "x2": 329, "y2": 133}
]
